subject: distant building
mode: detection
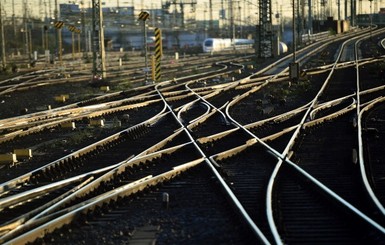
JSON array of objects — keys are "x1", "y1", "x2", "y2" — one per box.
[
  {"x1": 59, "y1": 3, "x2": 81, "y2": 14},
  {"x1": 356, "y1": 8, "x2": 385, "y2": 25},
  {"x1": 57, "y1": 2, "x2": 255, "y2": 52},
  {"x1": 312, "y1": 17, "x2": 350, "y2": 34}
]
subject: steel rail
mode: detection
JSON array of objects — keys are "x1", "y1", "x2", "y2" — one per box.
[
  {"x1": 356, "y1": 31, "x2": 385, "y2": 216},
  {"x1": 0, "y1": 27, "x2": 381, "y2": 244},
  {"x1": 0, "y1": 125, "x2": 194, "y2": 241},
  {"x1": 0, "y1": 90, "x2": 159, "y2": 131},
  {"x1": 0, "y1": 99, "x2": 162, "y2": 143},
  {"x1": 0, "y1": 177, "x2": 94, "y2": 237},
  {"x1": 218, "y1": 28, "x2": 385, "y2": 243},
  {"x1": 2, "y1": 160, "x2": 203, "y2": 245},
  {"x1": 186, "y1": 29, "x2": 367, "y2": 244},
  {"x1": 155, "y1": 78, "x2": 271, "y2": 243},
  {"x1": 265, "y1": 28, "x2": 385, "y2": 243},
  {"x1": 0, "y1": 101, "x2": 168, "y2": 195}
]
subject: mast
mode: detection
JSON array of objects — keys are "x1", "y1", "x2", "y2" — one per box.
[
  {"x1": 258, "y1": 0, "x2": 273, "y2": 58},
  {"x1": 0, "y1": 1, "x2": 6, "y2": 69},
  {"x1": 91, "y1": 0, "x2": 107, "y2": 79}
]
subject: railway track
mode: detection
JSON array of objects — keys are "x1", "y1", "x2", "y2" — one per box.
[
  {"x1": 0, "y1": 53, "x2": 244, "y2": 120},
  {"x1": 361, "y1": 99, "x2": 385, "y2": 213},
  {"x1": 270, "y1": 25, "x2": 385, "y2": 244},
  {"x1": 27, "y1": 164, "x2": 256, "y2": 245},
  {"x1": 1, "y1": 27, "x2": 385, "y2": 244}
]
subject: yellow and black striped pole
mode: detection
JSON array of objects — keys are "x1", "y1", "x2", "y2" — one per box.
[{"x1": 154, "y1": 27, "x2": 162, "y2": 82}]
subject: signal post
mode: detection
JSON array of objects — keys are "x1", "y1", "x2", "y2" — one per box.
[{"x1": 138, "y1": 11, "x2": 150, "y2": 83}]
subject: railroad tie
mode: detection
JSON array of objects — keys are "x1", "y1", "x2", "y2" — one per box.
[
  {"x1": 30, "y1": 170, "x2": 42, "y2": 184},
  {"x1": 128, "y1": 225, "x2": 159, "y2": 245},
  {"x1": 40, "y1": 169, "x2": 50, "y2": 182},
  {"x1": 62, "y1": 159, "x2": 70, "y2": 171}
]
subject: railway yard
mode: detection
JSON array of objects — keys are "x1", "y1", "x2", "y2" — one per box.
[{"x1": 0, "y1": 26, "x2": 385, "y2": 245}]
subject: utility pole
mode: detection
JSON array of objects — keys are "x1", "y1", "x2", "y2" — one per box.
[
  {"x1": 54, "y1": 0, "x2": 62, "y2": 65},
  {"x1": 308, "y1": 0, "x2": 313, "y2": 34},
  {"x1": 209, "y1": 0, "x2": 213, "y2": 35},
  {"x1": 289, "y1": 0, "x2": 299, "y2": 82},
  {"x1": 23, "y1": 0, "x2": 30, "y2": 63},
  {"x1": 72, "y1": 32, "x2": 75, "y2": 60},
  {"x1": 78, "y1": 32, "x2": 81, "y2": 54},
  {"x1": 0, "y1": 0, "x2": 6, "y2": 70},
  {"x1": 258, "y1": 0, "x2": 273, "y2": 58},
  {"x1": 299, "y1": 0, "x2": 304, "y2": 45},
  {"x1": 338, "y1": 0, "x2": 341, "y2": 20},
  {"x1": 28, "y1": 29, "x2": 32, "y2": 61},
  {"x1": 351, "y1": 0, "x2": 356, "y2": 26},
  {"x1": 12, "y1": 0, "x2": 17, "y2": 55},
  {"x1": 345, "y1": 0, "x2": 348, "y2": 20},
  {"x1": 180, "y1": 1, "x2": 185, "y2": 29},
  {"x1": 204, "y1": 3, "x2": 207, "y2": 37},
  {"x1": 229, "y1": 0, "x2": 235, "y2": 40},
  {"x1": 220, "y1": 0, "x2": 224, "y2": 37},
  {"x1": 41, "y1": 4, "x2": 45, "y2": 50},
  {"x1": 370, "y1": 0, "x2": 373, "y2": 38},
  {"x1": 44, "y1": 1, "x2": 49, "y2": 51},
  {"x1": 81, "y1": 1, "x2": 87, "y2": 58},
  {"x1": 91, "y1": 0, "x2": 107, "y2": 80},
  {"x1": 293, "y1": 0, "x2": 296, "y2": 63},
  {"x1": 238, "y1": 1, "x2": 242, "y2": 38}
]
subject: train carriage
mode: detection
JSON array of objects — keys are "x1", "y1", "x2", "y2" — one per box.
[{"x1": 203, "y1": 38, "x2": 254, "y2": 53}]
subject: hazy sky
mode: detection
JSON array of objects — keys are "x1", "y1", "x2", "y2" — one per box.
[{"x1": 1, "y1": 0, "x2": 379, "y2": 20}]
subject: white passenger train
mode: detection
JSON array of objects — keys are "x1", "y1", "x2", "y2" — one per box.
[{"x1": 202, "y1": 38, "x2": 254, "y2": 53}]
